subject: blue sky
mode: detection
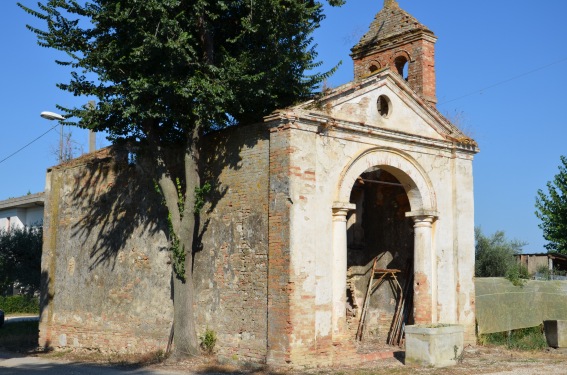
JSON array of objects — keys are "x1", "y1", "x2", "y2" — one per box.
[{"x1": 1, "y1": 0, "x2": 566, "y2": 252}]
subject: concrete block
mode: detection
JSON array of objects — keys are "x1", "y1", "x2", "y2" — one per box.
[
  {"x1": 405, "y1": 324, "x2": 464, "y2": 367},
  {"x1": 544, "y1": 320, "x2": 567, "y2": 348}
]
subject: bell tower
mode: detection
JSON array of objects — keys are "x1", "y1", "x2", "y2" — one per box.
[{"x1": 350, "y1": 0, "x2": 438, "y2": 106}]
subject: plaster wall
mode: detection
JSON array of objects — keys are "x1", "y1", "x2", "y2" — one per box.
[
  {"x1": 40, "y1": 148, "x2": 173, "y2": 353},
  {"x1": 24, "y1": 206, "x2": 44, "y2": 226},
  {"x1": 267, "y1": 101, "x2": 476, "y2": 363},
  {"x1": 331, "y1": 80, "x2": 440, "y2": 139},
  {"x1": 1, "y1": 206, "x2": 45, "y2": 228},
  {"x1": 0, "y1": 210, "x2": 21, "y2": 230}
]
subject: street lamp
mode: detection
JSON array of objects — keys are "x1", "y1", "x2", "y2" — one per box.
[{"x1": 40, "y1": 111, "x2": 65, "y2": 163}]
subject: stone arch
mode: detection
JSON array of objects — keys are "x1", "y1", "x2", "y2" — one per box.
[
  {"x1": 390, "y1": 50, "x2": 412, "y2": 64},
  {"x1": 335, "y1": 147, "x2": 436, "y2": 214},
  {"x1": 391, "y1": 50, "x2": 412, "y2": 79},
  {"x1": 330, "y1": 147, "x2": 439, "y2": 337},
  {"x1": 366, "y1": 59, "x2": 382, "y2": 74}
]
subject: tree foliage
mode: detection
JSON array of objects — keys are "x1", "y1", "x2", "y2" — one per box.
[
  {"x1": 0, "y1": 226, "x2": 43, "y2": 296},
  {"x1": 19, "y1": 0, "x2": 342, "y2": 138},
  {"x1": 18, "y1": 0, "x2": 344, "y2": 356},
  {"x1": 475, "y1": 227, "x2": 526, "y2": 278},
  {"x1": 535, "y1": 155, "x2": 567, "y2": 254}
]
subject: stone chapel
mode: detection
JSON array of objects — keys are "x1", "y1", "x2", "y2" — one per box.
[{"x1": 39, "y1": 0, "x2": 478, "y2": 368}]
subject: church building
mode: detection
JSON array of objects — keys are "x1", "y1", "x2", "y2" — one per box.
[{"x1": 40, "y1": 0, "x2": 478, "y2": 368}]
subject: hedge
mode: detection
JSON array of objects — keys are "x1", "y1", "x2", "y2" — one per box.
[{"x1": 0, "y1": 296, "x2": 39, "y2": 314}]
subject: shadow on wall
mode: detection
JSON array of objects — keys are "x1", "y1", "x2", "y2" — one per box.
[
  {"x1": 67, "y1": 146, "x2": 170, "y2": 271},
  {"x1": 64, "y1": 123, "x2": 260, "y2": 273},
  {"x1": 39, "y1": 270, "x2": 53, "y2": 350}
]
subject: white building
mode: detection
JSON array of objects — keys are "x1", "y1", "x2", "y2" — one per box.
[{"x1": 0, "y1": 192, "x2": 45, "y2": 230}]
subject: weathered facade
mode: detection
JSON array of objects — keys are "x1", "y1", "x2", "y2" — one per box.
[
  {"x1": 40, "y1": 148, "x2": 173, "y2": 353},
  {"x1": 40, "y1": 0, "x2": 478, "y2": 368}
]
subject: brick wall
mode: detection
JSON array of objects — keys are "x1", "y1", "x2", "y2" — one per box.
[
  {"x1": 353, "y1": 37, "x2": 437, "y2": 106},
  {"x1": 196, "y1": 123, "x2": 271, "y2": 363},
  {"x1": 265, "y1": 123, "x2": 294, "y2": 365}
]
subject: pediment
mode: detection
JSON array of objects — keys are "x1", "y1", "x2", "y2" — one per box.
[{"x1": 296, "y1": 69, "x2": 469, "y2": 143}]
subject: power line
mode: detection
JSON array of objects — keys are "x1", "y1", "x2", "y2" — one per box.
[
  {"x1": 439, "y1": 56, "x2": 567, "y2": 105},
  {"x1": 0, "y1": 123, "x2": 59, "y2": 165}
]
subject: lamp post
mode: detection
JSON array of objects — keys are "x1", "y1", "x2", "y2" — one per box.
[{"x1": 40, "y1": 111, "x2": 65, "y2": 163}]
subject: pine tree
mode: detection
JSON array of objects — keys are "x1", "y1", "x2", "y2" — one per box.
[
  {"x1": 18, "y1": 0, "x2": 344, "y2": 356},
  {"x1": 535, "y1": 155, "x2": 567, "y2": 254}
]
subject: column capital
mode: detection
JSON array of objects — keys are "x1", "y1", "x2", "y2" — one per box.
[
  {"x1": 406, "y1": 210, "x2": 438, "y2": 227},
  {"x1": 332, "y1": 202, "x2": 356, "y2": 215}
]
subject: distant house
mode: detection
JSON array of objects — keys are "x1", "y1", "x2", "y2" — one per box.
[
  {"x1": 515, "y1": 253, "x2": 567, "y2": 275},
  {"x1": 0, "y1": 192, "x2": 45, "y2": 230}
]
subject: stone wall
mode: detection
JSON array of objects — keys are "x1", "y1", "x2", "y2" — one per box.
[
  {"x1": 40, "y1": 147, "x2": 173, "y2": 353},
  {"x1": 40, "y1": 124, "x2": 272, "y2": 361},
  {"x1": 195, "y1": 123, "x2": 270, "y2": 363}
]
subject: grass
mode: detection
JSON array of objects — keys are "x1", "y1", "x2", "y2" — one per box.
[
  {"x1": 0, "y1": 320, "x2": 39, "y2": 352},
  {"x1": 478, "y1": 325, "x2": 547, "y2": 351}
]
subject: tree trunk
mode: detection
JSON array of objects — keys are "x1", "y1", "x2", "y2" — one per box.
[
  {"x1": 148, "y1": 123, "x2": 202, "y2": 358},
  {"x1": 172, "y1": 232, "x2": 199, "y2": 357},
  {"x1": 170, "y1": 134, "x2": 201, "y2": 358}
]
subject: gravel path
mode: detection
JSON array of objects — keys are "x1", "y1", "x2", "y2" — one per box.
[{"x1": 2, "y1": 345, "x2": 567, "y2": 374}]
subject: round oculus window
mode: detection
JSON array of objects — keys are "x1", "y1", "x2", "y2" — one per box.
[{"x1": 377, "y1": 95, "x2": 392, "y2": 118}]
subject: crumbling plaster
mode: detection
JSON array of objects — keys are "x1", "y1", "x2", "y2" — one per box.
[{"x1": 264, "y1": 70, "x2": 477, "y2": 363}]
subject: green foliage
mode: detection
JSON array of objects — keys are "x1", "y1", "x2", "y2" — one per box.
[
  {"x1": 155, "y1": 181, "x2": 186, "y2": 282},
  {"x1": 475, "y1": 227, "x2": 527, "y2": 278},
  {"x1": 194, "y1": 182, "x2": 211, "y2": 214},
  {"x1": 479, "y1": 325, "x2": 547, "y2": 351},
  {"x1": 170, "y1": 177, "x2": 186, "y2": 281},
  {"x1": 168, "y1": 213, "x2": 186, "y2": 282},
  {"x1": 18, "y1": 0, "x2": 343, "y2": 282},
  {"x1": 199, "y1": 328, "x2": 217, "y2": 354},
  {"x1": 175, "y1": 178, "x2": 185, "y2": 218},
  {"x1": 0, "y1": 296, "x2": 40, "y2": 314},
  {"x1": 18, "y1": 0, "x2": 342, "y2": 139},
  {"x1": 505, "y1": 264, "x2": 529, "y2": 287},
  {"x1": 535, "y1": 155, "x2": 567, "y2": 255},
  {"x1": 0, "y1": 226, "x2": 43, "y2": 295}
]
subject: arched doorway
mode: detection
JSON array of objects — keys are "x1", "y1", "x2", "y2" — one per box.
[
  {"x1": 346, "y1": 167, "x2": 413, "y2": 343},
  {"x1": 331, "y1": 148, "x2": 438, "y2": 344}
]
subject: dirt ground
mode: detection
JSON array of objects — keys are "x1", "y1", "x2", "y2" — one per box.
[{"x1": 136, "y1": 345, "x2": 567, "y2": 375}]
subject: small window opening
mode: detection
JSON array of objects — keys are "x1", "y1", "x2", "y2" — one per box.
[
  {"x1": 377, "y1": 95, "x2": 391, "y2": 118},
  {"x1": 369, "y1": 64, "x2": 379, "y2": 74},
  {"x1": 394, "y1": 56, "x2": 409, "y2": 81}
]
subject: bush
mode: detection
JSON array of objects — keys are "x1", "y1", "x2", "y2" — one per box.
[
  {"x1": 475, "y1": 227, "x2": 526, "y2": 278},
  {"x1": 199, "y1": 328, "x2": 217, "y2": 354},
  {"x1": 506, "y1": 264, "x2": 529, "y2": 286},
  {"x1": 0, "y1": 226, "x2": 42, "y2": 295},
  {"x1": 479, "y1": 325, "x2": 547, "y2": 351},
  {"x1": 0, "y1": 295, "x2": 39, "y2": 315}
]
